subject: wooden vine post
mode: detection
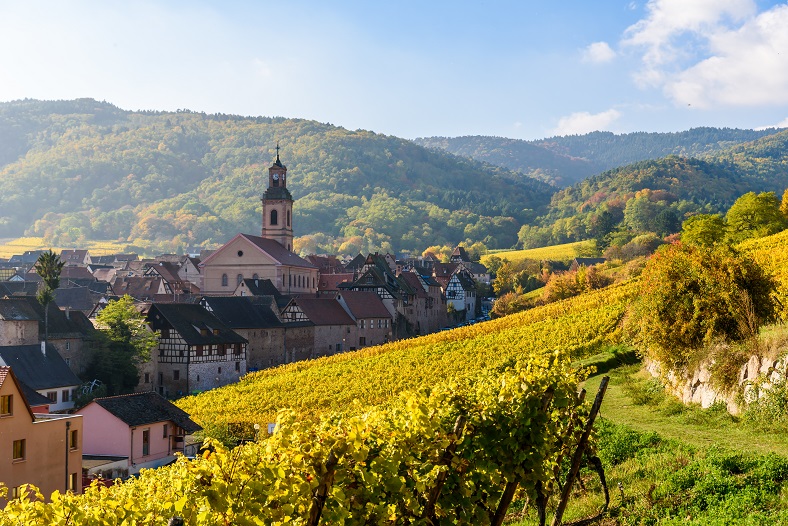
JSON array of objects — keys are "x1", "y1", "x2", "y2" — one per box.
[
  {"x1": 490, "y1": 388, "x2": 555, "y2": 526},
  {"x1": 550, "y1": 376, "x2": 609, "y2": 526},
  {"x1": 307, "y1": 451, "x2": 339, "y2": 526},
  {"x1": 423, "y1": 414, "x2": 467, "y2": 524}
]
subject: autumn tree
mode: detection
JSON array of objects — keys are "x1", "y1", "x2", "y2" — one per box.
[
  {"x1": 725, "y1": 191, "x2": 787, "y2": 243},
  {"x1": 681, "y1": 213, "x2": 726, "y2": 247},
  {"x1": 625, "y1": 243, "x2": 778, "y2": 371}
]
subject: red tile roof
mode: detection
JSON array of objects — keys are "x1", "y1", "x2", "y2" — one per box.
[
  {"x1": 292, "y1": 297, "x2": 355, "y2": 326},
  {"x1": 337, "y1": 290, "x2": 391, "y2": 319}
]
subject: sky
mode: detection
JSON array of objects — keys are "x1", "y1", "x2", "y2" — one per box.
[{"x1": 1, "y1": 0, "x2": 788, "y2": 140}]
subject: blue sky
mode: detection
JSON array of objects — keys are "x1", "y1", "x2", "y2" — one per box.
[{"x1": 1, "y1": 0, "x2": 787, "y2": 140}]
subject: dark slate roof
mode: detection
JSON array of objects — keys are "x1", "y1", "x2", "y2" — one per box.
[
  {"x1": 0, "y1": 281, "x2": 39, "y2": 296},
  {"x1": 53, "y1": 287, "x2": 99, "y2": 314},
  {"x1": 19, "y1": 380, "x2": 52, "y2": 407},
  {"x1": 399, "y1": 272, "x2": 429, "y2": 299},
  {"x1": 455, "y1": 271, "x2": 477, "y2": 291},
  {"x1": 201, "y1": 296, "x2": 283, "y2": 329},
  {"x1": 9, "y1": 296, "x2": 86, "y2": 337},
  {"x1": 148, "y1": 303, "x2": 247, "y2": 345},
  {"x1": 0, "y1": 344, "x2": 81, "y2": 390},
  {"x1": 0, "y1": 298, "x2": 42, "y2": 321},
  {"x1": 344, "y1": 253, "x2": 367, "y2": 272},
  {"x1": 88, "y1": 392, "x2": 201, "y2": 432},
  {"x1": 239, "y1": 278, "x2": 282, "y2": 298},
  {"x1": 92, "y1": 255, "x2": 117, "y2": 265},
  {"x1": 462, "y1": 262, "x2": 488, "y2": 275}
]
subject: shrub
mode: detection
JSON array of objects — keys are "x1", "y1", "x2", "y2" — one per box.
[{"x1": 625, "y1": 243, "x2": 778, "y2": 372}]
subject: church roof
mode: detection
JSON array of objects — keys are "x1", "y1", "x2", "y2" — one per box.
[{"x1": 241, "y1": 234, "x2": 316, "y2": 269}]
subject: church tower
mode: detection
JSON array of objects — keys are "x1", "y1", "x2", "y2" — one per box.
[{"x1": 261, "y1": 143, "x2": 294, "y2": 251}]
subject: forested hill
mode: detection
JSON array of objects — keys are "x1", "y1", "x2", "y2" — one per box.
[
  {"x1": 519, "y1": 130, "x2": 788, "y2": 248},
  {"x1": 0, "y1": 99, "x2": 554, "y2": 254},
  {"x1": 414, "y1": 128, "x2": 780, "y2": 188}
]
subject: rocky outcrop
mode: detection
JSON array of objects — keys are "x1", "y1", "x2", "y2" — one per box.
[{"x1": 645, "y1": 354, "x2": 788, "y2": 415}]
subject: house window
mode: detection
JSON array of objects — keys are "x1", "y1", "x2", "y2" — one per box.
[
  {"x1": 65, "y1": 342, "x2": 70, "y2": 351},
  {"x1": 235, "y1": 361, "x2": 240, "y2": 372},
  {"x1": 10, "y1": 486, "x2": 21, "y2": 499},
  {"x1": 287, "y1": 210, "x2": 291, "y2": 227},
  {"x1": 196, "y1": 346, "x2": 203, "y2": 357},
  {"x1": 159, "y1": 372, "x2": 164, "y2": 385},
  {"x1": 12, "y1": 439, "x2": 25, "y2": 461},
  {"x1": 221, "y1": 274, "x2": 228, "y2": 287},
  {"x1": 144, "y1": 373, "x2": 150, "y2": 384},
  {"x1": 142, "y1": 430, "x2": 150, "y2": 456},
  {"x1": 253, "y1": 273, "x2": 259, "y2": 280},
  {"x1": 218, "y1": 367, "x2": 222, "y2": 374},
  {"x1": 360, "y1": 319, "x2": 364, "y2": 330},
  {"x1": 233, "y1": 344, "x2": 241, "y2": 355},
  {"x1": 161, "y1": 328, "x2": 170, "y2": 339},
  {"x1": 385, "y1": 320, "x2": 388, "y2": 328},
  {"x1": 237, "y1": 274, "x2": 243, "y2": 285},
  {"x1": 270, "y1": 209, "x2": 278, "y2": 225},
  {"x1": 378, "y1": 319, "x2": 382, "y2": 329},
  {"x1": 70, "y1": 429, "x2": 78, "y2": 450},
  {"x1": 163, "y1": 424, "x2": 169, "y2": 439},
  {"x1": 47, "y1": 391, "x2": 57, "y2": 403},
  {"x1": 360, "y1": 337, "x2": 366, "y2": 346},
  {"x1": 0, "y1": 395, "x2": 12, "y2": 415},
  {"x1": 69, "y1": 472, "x2": 78, "y2": 492},
  {"x1": 174, "y1": 370, "x2": 180, "y2": 381},
  {"x1": 62, "y1": 389, "x2": 70, "y2": 403}
]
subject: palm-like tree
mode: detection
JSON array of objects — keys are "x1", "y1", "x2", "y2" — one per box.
[{"x1": 36, "y1": 250, "x2": 64, "y2": 346}]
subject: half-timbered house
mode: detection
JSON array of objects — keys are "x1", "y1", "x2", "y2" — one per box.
[{"x1": 146, "y1": 304, "x2": 247, "y2": 397}]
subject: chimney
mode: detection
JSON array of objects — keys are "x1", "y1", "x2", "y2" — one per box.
[{"x1": 40, "y1": 341, "x2": 46, "y2": 356}]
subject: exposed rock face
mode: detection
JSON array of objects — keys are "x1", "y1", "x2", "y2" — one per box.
[{"x1": 645, "y1": 355, "x2": 788, "y2": 415}]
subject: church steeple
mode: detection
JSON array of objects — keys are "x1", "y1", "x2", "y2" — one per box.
[{"x1": 261, "y1": 143, "x2": 294, "y2": 251}]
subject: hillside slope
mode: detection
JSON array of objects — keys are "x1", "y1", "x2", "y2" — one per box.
[
  {"x1": 415, "y1": 128, "x2": 780, "y2": 188},
  {"x1": 0, "y1": 99, "x2": 554, "y2": 253}
]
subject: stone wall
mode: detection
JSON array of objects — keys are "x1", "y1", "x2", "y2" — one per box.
[{"x1": 645, "y1": 354, "x2": 788, "y2": 415}]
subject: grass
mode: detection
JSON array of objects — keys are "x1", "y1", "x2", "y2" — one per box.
[
  {"x1": 483, "y1": 240, "x2": 593, "y2": 265},
  {"x1": 508, "y1": 356, "x2": 788, "y2": 525},
  {"x1": 0, "y1": 237, "x2": 132, "y2": 259}
]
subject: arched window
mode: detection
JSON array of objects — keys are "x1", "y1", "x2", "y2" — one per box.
[
  {"x1": 221, "y1": 274, "x2": 228, "y2": 287},
  {"x1": 287, "y1": 210, "x2": 291, "y2": 227},
  {"x1": 270, "y1": 209, "x2": 278, "y2": 226},
  {"x1": 237, "y1": 274, "x2": 243, "y2": 285},
  {"x1": 252, "y1": 273, "x2": 259, "y2": 280}
]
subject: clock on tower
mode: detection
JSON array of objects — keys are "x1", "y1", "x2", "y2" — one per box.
[{"x1": 261, "y1": 142, "x2": 294, "y2": 251}]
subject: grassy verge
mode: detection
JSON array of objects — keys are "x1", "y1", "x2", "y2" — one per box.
[{"x1": 509, "y1": 354, "x2": 788, "y2": 525}]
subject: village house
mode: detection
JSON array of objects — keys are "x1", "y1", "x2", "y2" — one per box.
[
  {"x1": 0, "y1": 344, "x2": 82, "y2": 412},
  {"x1": 445, "y1": 269, "x2": 478, "y2": 322},
  {"x1": 281, "y1": 296, "x2": 356, "y2": 356},
  {"x1": 398, "y1": 270, "x2": 448, "y2": 334},
  {"x1": 60, "y1": 249, "x2": 92, "y2": 267},
  {"x1": 200, "y1": 295, "x2": 314, "y2": 370},
  {"x1": 145, "y1": 303, "x2": 248, "y2": 397},
  {"x1": 76, "y1": 391, "x2": 201, "y2": 478},
  {"x1": 332, "y1": 291, "x2": 392, "y2": 348},
  {"x1": 0, "y1": 367, "x2": 83, "y2": 503}
]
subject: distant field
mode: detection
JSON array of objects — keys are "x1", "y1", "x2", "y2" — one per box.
[
  {"x1": 483, "y1": 240, "x2": 592, "y2": 264},
  {"x1": 0, "y1": 237, "x2": 131, "y2": 259}
]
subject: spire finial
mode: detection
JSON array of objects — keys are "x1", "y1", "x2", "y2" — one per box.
[{"x1": 275, "y1": 141, "x2": 280, "y2": 162}]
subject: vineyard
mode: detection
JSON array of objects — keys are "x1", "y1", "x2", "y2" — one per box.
[
  {"x1": 483, "y1": 241, "x2": 592, "y2": 265},
  {"x1": 0, "y1": 237, "x2": 130, "y2": 259},
  {"x1": 3, "y1": 230, "x2": 788, "y2": 523},
  {"x1": 177, "y1": 280, "x2": 634, "y2": 439}
]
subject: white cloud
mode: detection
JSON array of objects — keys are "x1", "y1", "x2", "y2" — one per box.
[
  {"x1": 623, "y1": 0, "x2": 755, "y2": 87},
  {"x1": 582, "y1": 42, "x2": 616, "y2": 63},
  {"x1": 664, "y1": 5, "x2": 788, "y2": 107},
  {"x1": 551, "y1": 109, "x2": 622, "y2": 136},
  {"x1": 622, "y1": 0, "x2": 788, "y2": 109}
]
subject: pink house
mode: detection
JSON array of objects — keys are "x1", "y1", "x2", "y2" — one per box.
[{"x1": 76, "y1": 392, "x2": 201, "y2": 477}]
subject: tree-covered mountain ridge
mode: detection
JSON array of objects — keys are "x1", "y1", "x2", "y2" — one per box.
[
  {"x1": 0, "y1": 99, "x2": 554, "y2": 255},
  {"x1": 519, "y1": 129, "x2": 788, "y2": 248},
  {"x1": 414, "y1": 128, "x2": 781, "y2": 187}
]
